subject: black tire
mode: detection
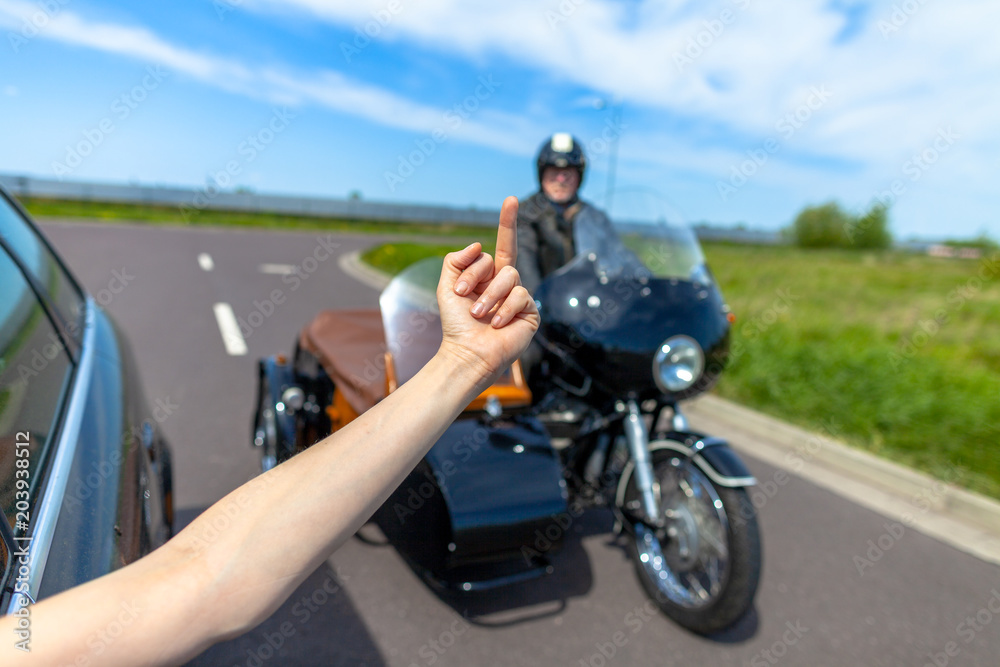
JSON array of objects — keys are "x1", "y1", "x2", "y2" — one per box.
[
  {"x1": 621, "y1": 448, "x2": 761, "y2": 634},
  {"x1": 253, "y1": 373, "x2": 279, "y2": 473},
  {"x1": 158, "y1": 437, "x2": 174, "y2": 538}
]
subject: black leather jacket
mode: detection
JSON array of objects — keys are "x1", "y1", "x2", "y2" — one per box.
[{"x1": 515, "y1": 191, "x2": 614, "y2": 294}]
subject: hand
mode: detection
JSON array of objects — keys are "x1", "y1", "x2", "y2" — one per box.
[{"x1": 436, "y1": 196, "x2": 539, "y2": 386}]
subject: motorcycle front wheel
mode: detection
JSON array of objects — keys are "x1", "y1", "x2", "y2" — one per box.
[{"x1": 620, "y1": 447, "x2": 761, "y2": 634}]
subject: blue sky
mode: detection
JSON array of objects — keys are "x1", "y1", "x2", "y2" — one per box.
[{"x1": 0, "y1": 0, "x2": 996, "y2": 240}]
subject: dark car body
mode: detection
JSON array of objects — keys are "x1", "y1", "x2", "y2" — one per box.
[{"x1": 0, "y1": 186, "x2": 173, "y2": 613}]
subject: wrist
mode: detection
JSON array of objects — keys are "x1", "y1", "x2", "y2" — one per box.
[{"x1": 433, "y1": 341, "x2": 495, "y2": 400}]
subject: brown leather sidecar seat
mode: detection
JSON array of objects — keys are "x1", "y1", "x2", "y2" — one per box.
[
  {"x1": 299, "y1": 307, "x2": 532, "y2": 432},
  {"x1": 298, "y1": 309, "x2": 387, "y2": 417}
]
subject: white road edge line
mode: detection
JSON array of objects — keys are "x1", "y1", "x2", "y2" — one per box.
[
  {"x1": 198, "y1": 253, "x2": 215, "y2": 271},
  {"x1": 213, "y1": 303, "x2": 248, "y2": 356}
]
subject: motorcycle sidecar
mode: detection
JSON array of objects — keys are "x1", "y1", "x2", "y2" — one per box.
[{"x1": 253, "y1": 308, "x2": 569, "y2": 591}]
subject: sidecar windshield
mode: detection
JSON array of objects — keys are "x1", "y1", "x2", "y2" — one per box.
[
  {"x1": 571, "y1": 211, "x2": 709, "y2": 285},
  {"x1": 380, "y1": 257, "x2": 443, "y2": 387}
]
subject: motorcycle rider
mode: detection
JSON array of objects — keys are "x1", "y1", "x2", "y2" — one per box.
[
  {"x1": 517, "y1": 133, "x2": 616, "y2": 385},
  {"x1": 516, "y1": 132, "x2": 615, "y2": 294}
]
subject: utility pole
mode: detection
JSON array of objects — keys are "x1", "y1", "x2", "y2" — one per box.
[{"x1": 593, "y1": 98, "x2": 623, "y2": 215}]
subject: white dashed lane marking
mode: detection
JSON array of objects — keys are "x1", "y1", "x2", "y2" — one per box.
[
  {"x1": 198, "y1": 253, "x2": 214, "y2": 271},
  {"x1": 259, "y1": 263, "x2": 297, "y2": 275},
  {"x1": 213, "y1": 302, "x2": 248, "y2": 356}
]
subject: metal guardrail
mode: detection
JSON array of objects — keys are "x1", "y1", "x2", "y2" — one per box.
[
  {"x1": 0, "y1": 173, "x2": 784, "y2": 243},
  {"x1": 0, "y1": 173, "x2": 502, "y2": 227}
]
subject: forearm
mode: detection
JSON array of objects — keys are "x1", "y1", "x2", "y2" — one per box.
[
  {"x1": 173, "y1": 347, "x2": 488, "y2": 636},
  {"x1": 1, "y1": 348, "x2": 486, "y2": 666}
]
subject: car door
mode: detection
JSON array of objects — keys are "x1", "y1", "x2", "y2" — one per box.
[
  {"x1": 0, "y1": 192, "x2": 81, "y2": 611},
  {"x1": 0, "y1": 189, "x2": 171, "y2": 614}
]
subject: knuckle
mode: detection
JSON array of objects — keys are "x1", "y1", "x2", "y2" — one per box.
[{"x1": 470, "y1": 258, "x2": 489, "y2": 277}]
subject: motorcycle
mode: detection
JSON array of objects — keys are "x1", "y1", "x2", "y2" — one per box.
[{"x1": 252, "y1": 201, "x2": 762, "y2": 634}]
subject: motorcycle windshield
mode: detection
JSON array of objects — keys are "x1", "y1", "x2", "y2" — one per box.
[
  {"x1": 379, "y1": 257, "x2": 443, "y2": 387},
  {"x1": 572, "y1": 207, "x2": 709, "y2": 285}
]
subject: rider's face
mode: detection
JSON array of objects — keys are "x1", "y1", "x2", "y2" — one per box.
[{"x1": 541, "y1": 166, "x2": 580, "y2": 204}]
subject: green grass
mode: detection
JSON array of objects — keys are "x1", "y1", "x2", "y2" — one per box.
[
  {"x1": 363, "y1": 240, "x2": 1000, "y2": 499},
  {"x1": 362, "y1": 240, "x2": 504, "y2": 276},
  {"x1": 360, "y1": 242, "x2": 495, "y2": 277},
  {"x1": 20, "y1": 197, "x2": 492, "y2": 239},
  {"x1": 704, "y1": 244, "x2": 1000, "y2": 499}
]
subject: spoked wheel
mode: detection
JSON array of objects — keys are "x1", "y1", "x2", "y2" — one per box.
[
  {"x1": 622, "y1": 448, "x2": 761, "y2": 634},
  {"x1": 253, "y1": 374, "x2": 279, "y2": 473}
]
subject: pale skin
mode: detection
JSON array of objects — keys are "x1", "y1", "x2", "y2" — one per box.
[
  {"x1": 1, "y1": 196, "x2": 536, "y2": 666},
  {"x1": 541, "y1": 165, "x2": 580, "y2": 204}
]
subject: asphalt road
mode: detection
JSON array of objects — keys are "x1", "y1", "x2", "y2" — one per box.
[{"x1": 41, "y1": 220, "x2": 1000, "y2": 667}]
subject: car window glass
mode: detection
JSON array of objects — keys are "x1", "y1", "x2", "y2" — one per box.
[
  {"x1": 0, "y1": 246, "x2": 73, "y2": 537},
  {"x1": 0, "y1": 195, "x2": 84, "y2": 343}
]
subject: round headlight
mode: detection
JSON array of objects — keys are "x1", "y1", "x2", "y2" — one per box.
[{"x1": 653, "y1": 336, "x2": 704, "y2": 393}]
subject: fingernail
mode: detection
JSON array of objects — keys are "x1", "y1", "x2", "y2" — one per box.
[
  {"x1": 464, "y1": 242, "x2": 477, "y2": 251},
  {"x1": 471, "y1": 302, "x2": 484, "y2": 317},
  {"x1": 455, "y1": 281, "x2": 469, "y2": 296},
  {"x1": 491, "y1": 315, "x2": 502, "y2": 327}
]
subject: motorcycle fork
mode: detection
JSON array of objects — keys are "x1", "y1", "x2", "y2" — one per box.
[{"x1": 620, "y1": 399, "x2": 663, "y2": 527}]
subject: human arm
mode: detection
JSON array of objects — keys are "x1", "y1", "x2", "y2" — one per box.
[{"x1": 0, "y1": 196, "x2": 535, "y2": 666}]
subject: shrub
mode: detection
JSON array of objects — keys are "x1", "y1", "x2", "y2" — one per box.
[
  {"x1": 792, "y1": 201, "x2": 850, "y2": 248},
  {"x1": 942, "y1": 234, "x2": 999, "y2": 251},
  {"x1": 847, "y1": 204, "x2": 892, "y2": 249},
  {"x1": 791, "y1": 201, "x2": 892, "y2": 249}
]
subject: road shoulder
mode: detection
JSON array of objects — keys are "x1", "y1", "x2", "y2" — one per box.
[{"x1": 686, "y1": 395, "x2": 1000, "y2": 566}]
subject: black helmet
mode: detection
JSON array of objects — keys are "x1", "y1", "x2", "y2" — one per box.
[{"x1": 536, "y1": 133, "x2": 586, "y2": 185}]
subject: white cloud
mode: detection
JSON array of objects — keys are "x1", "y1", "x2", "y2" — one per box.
[
  {"x1": 1, "y1": 0, "x2": 995, "y2": 234},
  {"x1": 249, "y1": 0, "x2": 1000, "y2": 182},
  {"x1": 8, "y1": 0, "x2": 996, "y2": 177},
  {"x1": 0, "y1": 0, "x2": 539, "y2": 153},
  {"x1": 259, "y1": 68, "x2": 539, "y2": 154},
  {"x1": 0, "y1": 0, "x2": 253, "y2": 86}
]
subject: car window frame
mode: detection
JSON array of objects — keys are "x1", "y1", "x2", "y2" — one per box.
[
  {"x1": 0, "y1": 242, "x2": 78, "y2": 609},
  {"x1": 0, "y1": 187, "x2": 86, "y2": 362},
  {"x1": 0, "y1": 187, "x2": 88, "y2": 610},
  {"x1": 0, "y1": 499, "x2": 14, "y2": 597}
]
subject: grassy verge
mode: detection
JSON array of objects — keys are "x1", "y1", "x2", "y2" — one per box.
[
  {"x1": 362, "y1": 240, "x2": 1000, "y2": 499},
  {"x1": 19, "y1": 197, "x2": 492, "y2": 239},
  {"x1": 705, "y1": 244, "x2": 1000, "y2": 499},
  {"x1": 360, "y1": 242, "x2": 496, "y2": 277}
]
